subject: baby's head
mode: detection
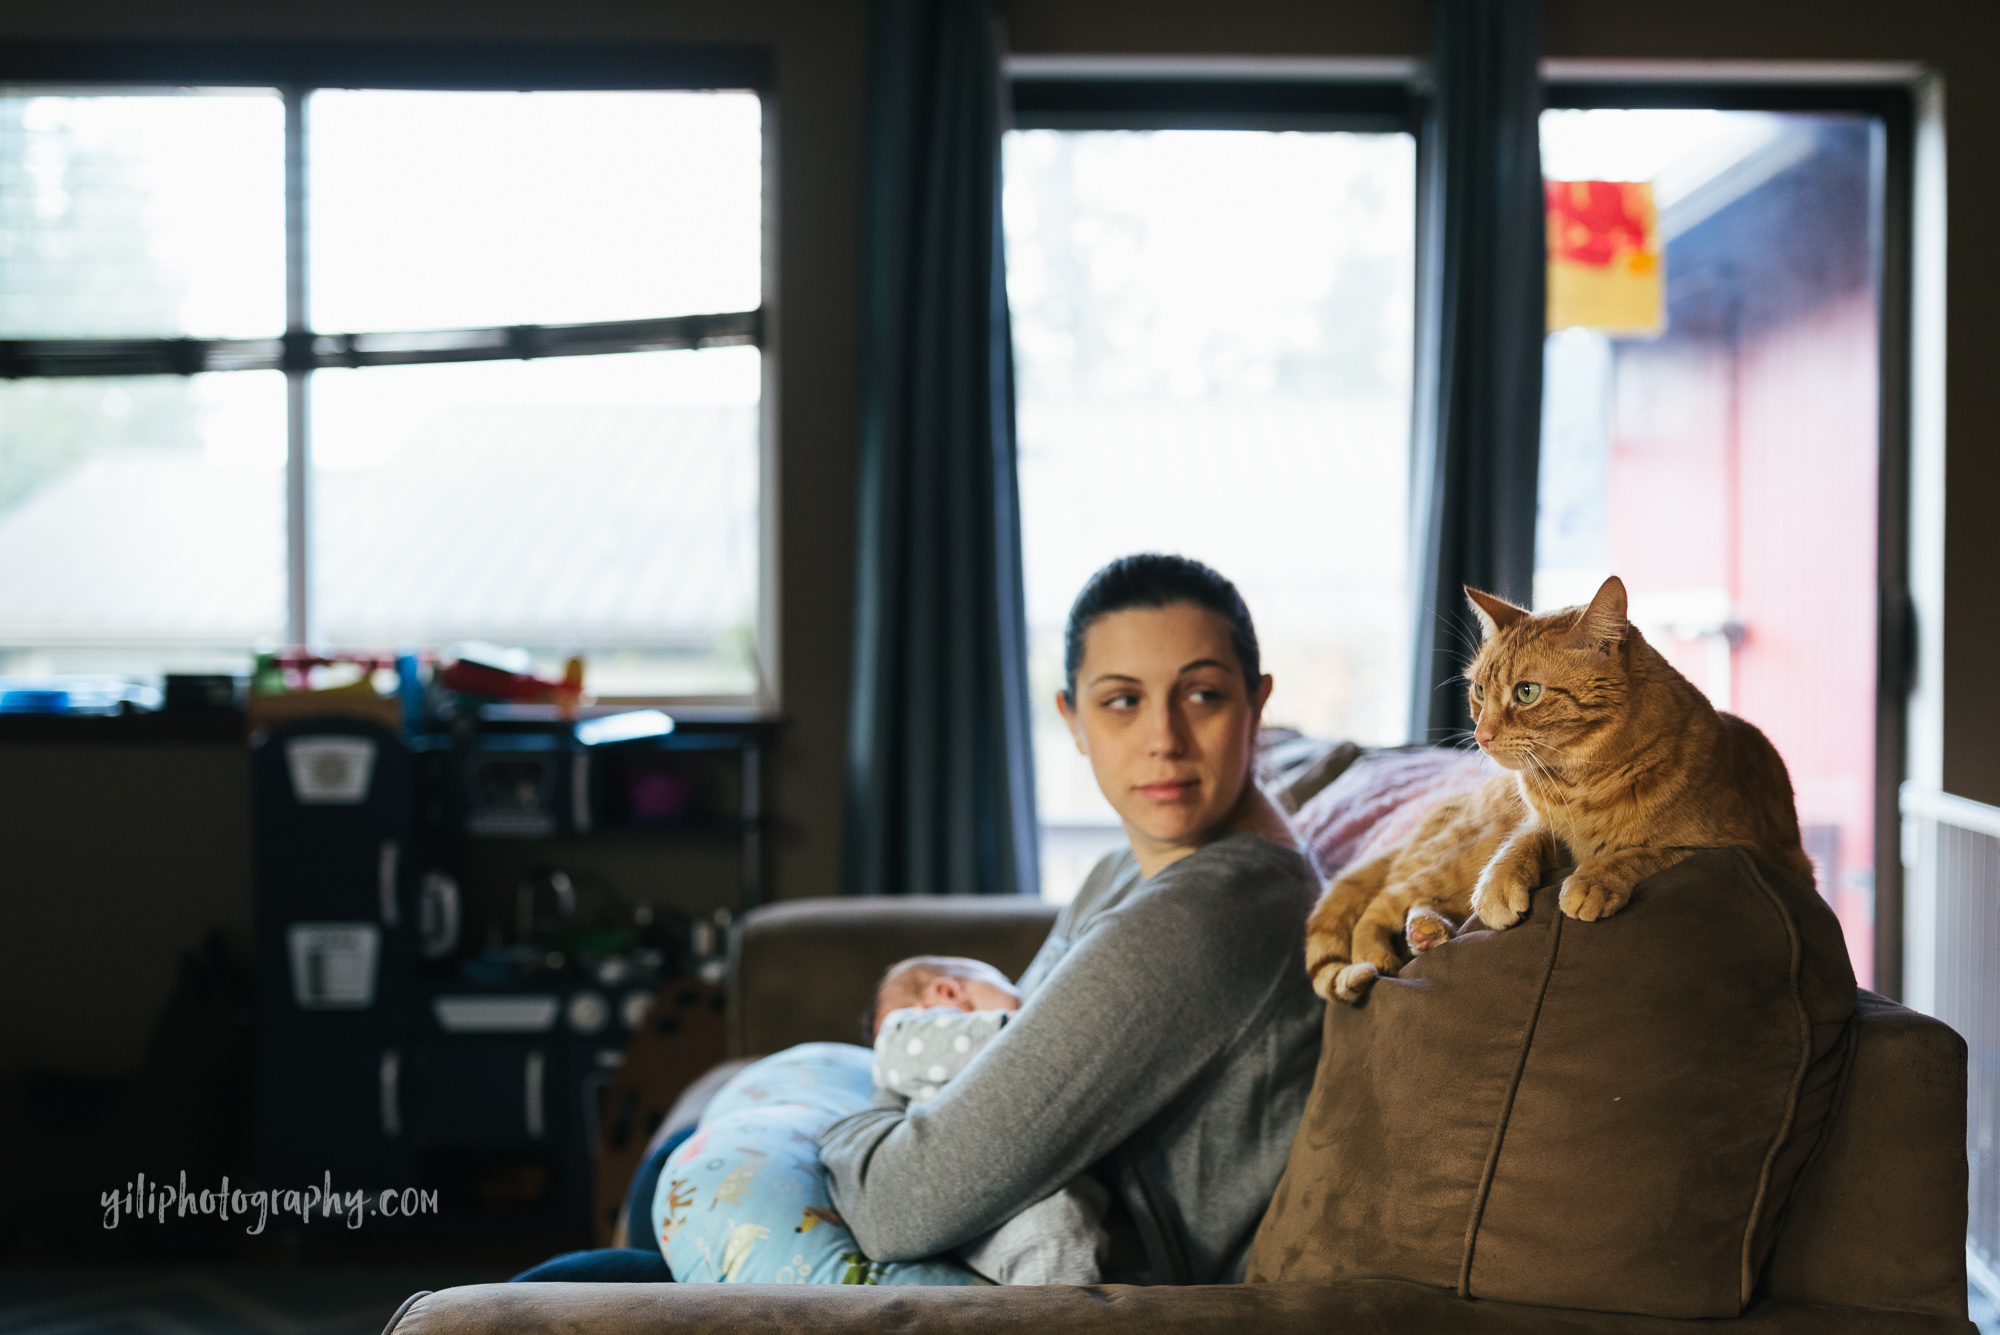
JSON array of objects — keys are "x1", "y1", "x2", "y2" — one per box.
[{"x1": 868, "y1": 955, "x2": 1020, "y2": 1040}]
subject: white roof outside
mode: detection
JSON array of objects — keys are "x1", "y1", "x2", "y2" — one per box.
[{"x1": 0, "y1": 403, "x2": 759, "y2": 652}]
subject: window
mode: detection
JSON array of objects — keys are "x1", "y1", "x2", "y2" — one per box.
[
  {"x1": 0, "y1": 91, "x2": 288, "y2": 686},
  {"x1": 1535, "y1": 93, "x2": 1907, "y2": 987},
  {"x1": 1004, "y1": 70, "x2": 1419, "y2": 900},
  {"x1": 0, "y1": 61, "x2": 766, "y2": 702}
]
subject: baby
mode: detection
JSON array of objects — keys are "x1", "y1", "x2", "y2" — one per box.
[{"x1": 868, "y1": 955, "x2": 1109, "y2": 1286}]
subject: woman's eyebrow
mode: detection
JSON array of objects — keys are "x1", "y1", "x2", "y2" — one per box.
[
  {"x1": 1177, "y1": 658, "x2": 1232, "y2": 675},
  {"x1": 1087, "y1": 672, "x2": 1142, "y2": 687}
]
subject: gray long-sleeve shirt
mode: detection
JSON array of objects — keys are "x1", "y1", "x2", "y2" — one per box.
[{"x1": 820, "y1": 830, "x2": 1324, "y2": 1284}]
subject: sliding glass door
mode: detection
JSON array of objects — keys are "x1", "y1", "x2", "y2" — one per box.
[{"x1": 1536, "y1": 91, "x2": 1909, "y2": 989}]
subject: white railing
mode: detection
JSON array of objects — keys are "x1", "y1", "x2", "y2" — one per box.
[
  {"x1": 1901, "y1": 783, "x2": 2000, "y2": 1314},
  {"x1": 1901, "y1": 785, "x2": 2000, "y2": 1015}
]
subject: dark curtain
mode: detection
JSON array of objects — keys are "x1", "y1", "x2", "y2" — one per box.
[
  {"x1": 1408, "y1": 0, "x2": 1546, "y2": 742},
  {"x1": 843, "y1": 0, "x2": 1040, "y2": 897}
]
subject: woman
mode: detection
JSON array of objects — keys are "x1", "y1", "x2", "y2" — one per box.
[{"x1": 821, "y1": 553, "x2": 1324, "y2": 1285}]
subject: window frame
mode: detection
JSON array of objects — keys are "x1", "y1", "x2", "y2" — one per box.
[
  {"x1": 0, "y1": 39, "x2": 777, "y2": 706},
  {"x1": 1008, "y1": 54, "x2": 1421, "y2": 133}
]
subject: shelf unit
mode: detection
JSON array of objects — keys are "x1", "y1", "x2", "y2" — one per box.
[
  {"x1": 421, "y1": 704, "x2": 772, "y2": 910},
  {"x1": 252, "y1": 706, "x2": 775, "y2": 1237}
]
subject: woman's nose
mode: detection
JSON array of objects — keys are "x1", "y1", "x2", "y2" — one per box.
[{"x1": 1144, "y1": 699, "x2": 1187, "y2": 755}]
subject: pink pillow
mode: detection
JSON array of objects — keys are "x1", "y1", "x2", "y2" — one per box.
[{"x1": 1291, "y1": 746, "x2": 1500, "y2": 880}]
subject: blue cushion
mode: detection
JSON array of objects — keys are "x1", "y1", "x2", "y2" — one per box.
[
  {"x1": 625, "y1": 1123, "x2": 696, "y2": 1254},
  {"x1": 649, "y1": 1043, "x2": 987, "y2": 1285}
]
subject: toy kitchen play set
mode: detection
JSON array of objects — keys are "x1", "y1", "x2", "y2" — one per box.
[{"x1": 251, "y1": 649, "x2": 769, "y2": 1235}]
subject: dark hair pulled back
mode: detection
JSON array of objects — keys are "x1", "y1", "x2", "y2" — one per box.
[{"x1": 1061, "y1": 554, "x2": 1261, "y2": 705}]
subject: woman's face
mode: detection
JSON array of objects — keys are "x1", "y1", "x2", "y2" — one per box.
[{"x1": 1056, "y1": 602, "x2": 1273, "y2": 870}]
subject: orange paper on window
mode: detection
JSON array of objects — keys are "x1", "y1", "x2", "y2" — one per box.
[{"x1": 1545, "y1": 179, "x2": 1663, "y2": 335}]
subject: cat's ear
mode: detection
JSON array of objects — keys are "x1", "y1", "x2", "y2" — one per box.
[
  {"x1": 1568, "y1": 575, "x2": 1630, "y2": 658},
  {"x1": 1464, "y1": 586, "x2": 1529, "y2": 641}
]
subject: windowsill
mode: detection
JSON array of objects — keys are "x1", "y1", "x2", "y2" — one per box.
[
  {"x1": 0, "y1": 710, "x2": 247, "y2": 742},
  {"x1": 0, "y1": 701, "x2": 781, "y2": 742},
  {"x1": 483, "y1": 701, "x2": 778, "y2": 728}
]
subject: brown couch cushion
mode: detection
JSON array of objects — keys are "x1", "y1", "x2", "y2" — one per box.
[
  {"x1": 1246, "y1": 847, "x2": 1855, "y2": 1319},
  {"x1": 1763, "y1": 992, "x2": 1969, "y2": 1317}
]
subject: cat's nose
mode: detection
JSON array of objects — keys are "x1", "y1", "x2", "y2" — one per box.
[{"x1": 1473, "y1": 726, "x2": 1495, "y2": 748}]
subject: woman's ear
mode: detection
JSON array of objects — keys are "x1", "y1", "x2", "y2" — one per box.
[
  {"x1": 1055, "y1": 689, "x2": 1088, "y2": 755},
  {"x1": 1253, "y1": 673, "x2": 1274, "y2": 715}
]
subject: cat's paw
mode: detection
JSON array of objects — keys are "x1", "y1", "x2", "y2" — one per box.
[
  {"x1": 1331, "y1": 962, "x2": 1380, "y2": 1004},
  {"x1": 1305, "y1": 939, "x2": 1348, "y2": 1001},
  {"x1": 1470, "y1": 877, "x2": 1530, "y2": 930},
  {"x1": 1558, "y1": 871, "x2": 1632, "y2": 922},
  {"x1": 1405, "y1": 907, "x2": 1454, "y2": 953}
]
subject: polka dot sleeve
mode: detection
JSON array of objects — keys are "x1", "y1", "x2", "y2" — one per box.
[{"x1": 872, "y1": 1007, "x2": 1013, "y2": 1104}]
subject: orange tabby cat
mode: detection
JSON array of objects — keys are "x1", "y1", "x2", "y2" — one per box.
[{"x1": 1305, "y1": 575, "x2": 1812, "y2": 1003}]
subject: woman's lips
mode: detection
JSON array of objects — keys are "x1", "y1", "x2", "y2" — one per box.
[{"x1": 1136, "y1": 779, "x2": 1199, "y2": 802}]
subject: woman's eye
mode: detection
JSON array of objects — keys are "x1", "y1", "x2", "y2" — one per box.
[
  {"x1": 1471, "y1": 682, "x2": 1485, "y2": 702},
  {"x1": 1102, "y1": 692, "x2": 1139, "y2": 710},
  {"x1": 1514, "y1": 682, "x2": 1543, "y2": 705},
  {"x1": 1188, "y1": 687, "x2": 1223, "y2": 704}
]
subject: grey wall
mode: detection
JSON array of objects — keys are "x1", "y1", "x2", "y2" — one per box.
[{"x1": 0, "y1": 742, "x2": 251, "y2": 1076}]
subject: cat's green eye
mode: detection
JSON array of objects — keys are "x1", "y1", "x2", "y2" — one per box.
[
  {"x1": 1471, "y1": 681, "x2": 1485, "y2": 702},
  {"x1": 1514, "y1": 682, "x2": 1543, "y2": 706}
]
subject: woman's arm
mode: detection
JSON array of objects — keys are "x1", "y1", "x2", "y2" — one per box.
[{"x1": 819, "y1": 853, "x2": 1295, "y2": 1261}]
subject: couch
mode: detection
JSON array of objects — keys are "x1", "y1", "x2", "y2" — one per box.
[
  {"x1": 384, "y1": 888, "x2": 1971, "y2": 1333},
  {"x1": 382, "y1": 735, "x2": 1960, "y2": 1327}
]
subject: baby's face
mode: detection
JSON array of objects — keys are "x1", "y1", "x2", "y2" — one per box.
[{"x1": 920, "y1": 975, "x2": 1021, "y2": 1014}]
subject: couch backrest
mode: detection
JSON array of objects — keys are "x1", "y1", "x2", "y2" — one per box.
[
  {"x1": 728, "y1": 895, "x2": 1059, "y2": 1056},
  {"x1": 1763, "y1": 990, "x2": 1969, "y2": 1317},
  {"x1": 1246, "y1": 850, "x2": 1860, "y2": 1319}
]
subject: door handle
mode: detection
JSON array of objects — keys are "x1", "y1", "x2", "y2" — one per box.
[
  {"x1": 524, "y1": 1050, "x2": 546, "y2": 1140},
  {"x1": 378, "y1": 840, "x2": 400, "y2": 927},
  {"x1": 379, "y1": 1048, "x2": 401, "y2": 1138}
]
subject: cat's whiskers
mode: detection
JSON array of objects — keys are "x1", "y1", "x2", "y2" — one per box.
[
  {"x1": 1523, "y1": 737, "x2": 1615, "y2": 772},
  {"x1": 1519, "y1": 739, "x2": 1574, "y2": 784},
  {"x1": 1522, "y1": 738, "x2": 1621, "y2": 795},
  {"x1": 1512, "y1": 760, "x2": 1558, "y2": 839},
  {"x1": 1527, "y1": 743, "x2": 1608, "y2": 850},
  {"x1": 1519, "y1": 747, "x2": 1581, "y2": 848},
  {"x1": 1432, "y1": 601, "x2": 1485, "y2": 657}
]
